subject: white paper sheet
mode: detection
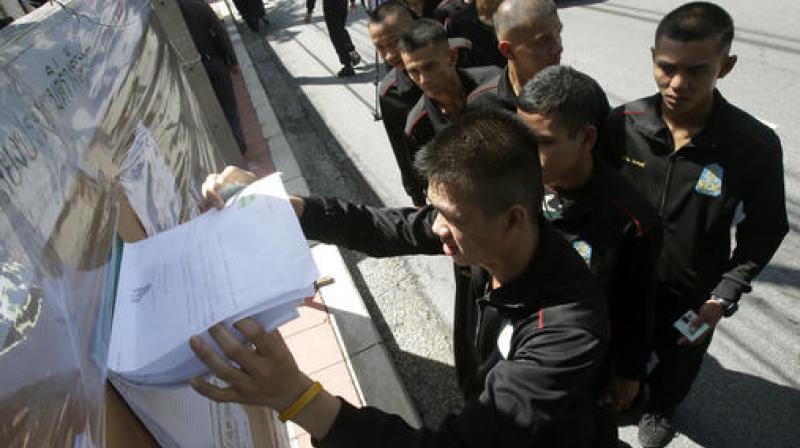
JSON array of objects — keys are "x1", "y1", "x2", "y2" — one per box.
[{"x1": 108, "y1": 174, "x2": 318, "y2": 383}]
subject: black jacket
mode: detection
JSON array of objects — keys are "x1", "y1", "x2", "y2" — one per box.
[
  {"x1": 379, "y1": 68, "x2": 425, "y2": 204},
  {"x1": 444, "y1": 1, "x2": 506, "y2": 68},
  {"x1": 543, "y1": 159, "x2": 660, "y2": 380},
  {"x1": 299, "y1": 196, "x2": 609, "y2": 448},
  {"x1": 405, "y1": 66, "x2": 501, "y2": 150},
  {"x1": 178, "y1": 0, "x2": 238, "y2": 68},
  {"x1": 602, "y1": 91, "x2": 788, "y2": 306},
  {"x1": 466, "y1": 65, "x2": 517, "y2": 113}
]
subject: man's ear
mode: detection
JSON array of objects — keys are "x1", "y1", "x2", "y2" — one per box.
[
  {"x1": 579, "y1": 125, "x2": 598, "y2": 152},
  {"x1": 718, "y1": 54, "x2": 737, "y2": 79},
  {"x1": 449, "y1": 47, "x2": 459, "y2": 67},
  {"x1": 650, "y1": 46, "x2": 656, "y2": 62},
  {"x1": 505, "y1": 204, "x2": 530, "y2": 234},
  {"x1": 498, "y1": 40, "x2": 513, "y2": 60}
]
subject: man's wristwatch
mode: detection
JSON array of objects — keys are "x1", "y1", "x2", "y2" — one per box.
[{"x1": 710, "y1": 295, "x2": 739, "y2": 317}]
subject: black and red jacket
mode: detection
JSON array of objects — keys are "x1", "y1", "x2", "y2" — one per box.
[
  {"x1": 602, "y1": 91, "x2": 788, "y2": 306},
  {"x1": 299, "y1": 196, "x2": 609, "y2": 447}
]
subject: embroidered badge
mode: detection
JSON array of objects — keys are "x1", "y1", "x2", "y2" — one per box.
[
  {"x1": 572, "y1": 240, "x2": 592, "y2": 267},
  {"x1": 496, "y1": 319, "x2": 514, "y2": 360},
  {"x1": 695, "y1": 163, "x2": 724, "y2": 197}
]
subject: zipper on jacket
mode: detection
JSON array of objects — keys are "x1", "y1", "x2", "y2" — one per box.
[{"x1": 658, "y1": 154, "x2": 677, "y2": 216}]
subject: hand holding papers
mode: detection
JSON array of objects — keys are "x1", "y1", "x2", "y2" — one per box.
[{"x1": 108, "y1": 173, "x2": 318, "y2": 387}]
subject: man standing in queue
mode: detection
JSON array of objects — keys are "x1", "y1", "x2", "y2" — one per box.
[
  {"x1": 368, "y1": 1, "x2": 427, "y2": 206},
  {"x1": 192, "y1": 110, "x2": 609, "y2": 447},
  {"x1": 442, "y1": 0, "x2": 507, "y2": 68},
  {"x1": 468, "y1": 0, "x2": 563, "y2": 112},
  {"x1": 601, "y1": 3, "x2": 788, "y2": 447},
  {"x1": 403, "y1": 19, "x2": 499, "y2": 161},
  {"x1": 517, "y1": 65, "x2": 660, "y2": 448}
]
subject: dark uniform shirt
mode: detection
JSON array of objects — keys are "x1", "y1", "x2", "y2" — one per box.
[
  {"x1": 379, "y1": 68, "x2": 425, "y2": 204},
  {"x1": 378, "y1": 38, "x2": 474, "y2": 204},
  {"x1": 543, "y1": 158, "x2": 660, "y2": 379},
  {"x1": 602, "y1": 91, "x2": 788, "y2": 307},
  {"x1": 466, "y1": 65, "x2": 517, "y2": 112},
  {"x1": 299, "y1": 196, "x2": 609, "y2": 448},
  {"x1": 444, "y1": 1, "x2": 506, "y2": 68},
  {"x1": 434, "y1": 0, "x2": 466, "y2": 24},
  {"x1": 405, "y1": 66, "x2": 500, "y2": 151}
]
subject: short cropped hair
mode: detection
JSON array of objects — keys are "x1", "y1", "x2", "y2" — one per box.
[
  {"x1": 367, "y1": 0, "x2": 415, "y2": 24},
  {"x1": 415, "y1": 109, "x2": 544, "y2": 218},
  {"x1": 399, "y1": 18, "x2": 448, "y2": 53},
  {"x1": 493, "y1": 0, "x2": 557, "y2": 39},
  {"x1": 517, "y1": 65, "x2": 610, "y2": 137},
  {"x1": 655, "y1": 2, "x2": 734, "y2": 51}
]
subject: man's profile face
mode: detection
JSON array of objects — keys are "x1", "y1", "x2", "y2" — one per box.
[
  {"x1": 369, "y1": 14, "x2": 408, "y2": 70},
  {"x1": 402, "y1": 42, "x2": 459, "y2": 101},
  {"x1": 651, "y1": 36, "x2": 736, "y2": 115},
  {"x1": 518, "y1": 110, "x2": 588, "y2": 189},
  {"x1": 428, "y1": 181, "x2": 506, "y2": 267},
  {"x1": 504, "y1": 13, "x2": 563, "y2": 81}
]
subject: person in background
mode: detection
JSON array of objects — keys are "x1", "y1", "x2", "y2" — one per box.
[
  {"x1": 443, "y1": 0, "x2": 506, "y2": 67},
  {"x1": 468, "y1": 0, "x2": 562, "y2": 112},
  {"x1": 368, "y1": 1, "x2": 427, "y2": 205},
  {"x1": 601, "y1": 3, "x2": 788, "y2": 446},
  {"x1": 232, "y1": 0, "x2": 268, "y2": 32},
  {"x1": 517, "y1": 65, "x2": 660, "y2": 448},
  {"x1": 178, "y1": 0, "x2": 247, "y2": 154},
  {"x1": 306, "y1": 0, "x2": 362, "y2": 77},
  {"x1": 193, "y1": 109, "x2": 609, "y2": 447}
]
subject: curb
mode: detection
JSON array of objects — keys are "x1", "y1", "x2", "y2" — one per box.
[{"x1": 216, "y1": 0, "x2": 421, "y2": 427}]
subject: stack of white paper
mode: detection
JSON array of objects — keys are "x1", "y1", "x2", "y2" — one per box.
[{"x1": 108, "y1": 174, "x2": 318, "y2": 387}]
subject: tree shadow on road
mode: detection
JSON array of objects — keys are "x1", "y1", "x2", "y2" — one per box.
[{"x1": 674, "y1": 355, "x2": 800, "y2": 448}]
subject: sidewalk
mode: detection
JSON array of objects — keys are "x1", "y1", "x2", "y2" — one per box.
[{"x1": 209, "y1": 1, "x2": 421, "y2": 446}]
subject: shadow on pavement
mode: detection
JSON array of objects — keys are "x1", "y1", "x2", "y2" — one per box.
[
  {"x1": 675, "y1": 355, "x2": 800, "y2": 448},
  {"x1": 338, "y1": 249, "x2": 465, "y2": 429}
]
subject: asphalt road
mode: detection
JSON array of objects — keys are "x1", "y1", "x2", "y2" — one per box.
[{"x1": 240, "y1": 0, "x2": 800, "y2": 445}]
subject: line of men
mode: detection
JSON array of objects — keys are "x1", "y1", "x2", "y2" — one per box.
[{"x1": 189, "y1": 1, "x2": 788, "y2": 447}]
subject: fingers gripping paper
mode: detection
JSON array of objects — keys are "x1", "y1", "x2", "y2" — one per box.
[{"x1": 108, "y1": 174, "x2": 318, "y2": 387}]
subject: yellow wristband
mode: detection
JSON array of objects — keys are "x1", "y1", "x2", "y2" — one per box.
[{"x1": 279, "y1": 381, "x2": 323, "y2": 423}]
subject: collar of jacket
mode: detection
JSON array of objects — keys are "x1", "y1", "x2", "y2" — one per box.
[
  {"x1": 482, "y1": 219, "x2": 558, "y2": 317},
  {"x1": 422, "y1": 68, "x2": 482, "y2": 131},
  {"x1": 547, "y1": 156, "x2": 613, "y2": 223},
  {"x1": 630, "y1": 89, "x2": 732, "y2": 153},
  {"x1": 495, "y1": 65, "x2": 517, "y2": 105},
  {"x1": 396, "y1": 69, "x2": 417, "y2": 95}
]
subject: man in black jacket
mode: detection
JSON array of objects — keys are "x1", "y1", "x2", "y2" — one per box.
[
  {"x1": 402, "y1": 19, "x2": 499, "y2": 158},
  {"x1": 517, "y1": 65, "x2": 660, "y2": 448},
  {"x1": 192, "y1": 110, "x2": 609, "y2": 447},
  {"x1": 468, "y1": 0, "x2": 562, "y2": 112},
  {"x1": 369, "y1": 1, "x2": 426, "y2": 205},
  {"x1": 601, "y1": 3, "x2": 788, "y2": 447},
  {"x1": 442, "y1": 0, "x2": 506, "y2": 67}
]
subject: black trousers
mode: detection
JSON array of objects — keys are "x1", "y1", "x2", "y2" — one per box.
[
  {"x1": 645, "y1": 289, "x2": 715, "y2": 413},
  {"x1": 232, "y1": 0, "x2": 265, "y2": 19},
  {"x1": 204, "y1": 59, "x2": 247, "y2": 154},
  {"x1": 323, "y1": 0, "x2": 355, "y2": 66}
]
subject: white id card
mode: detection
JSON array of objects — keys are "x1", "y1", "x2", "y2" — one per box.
[{"x1": 673, "y1": 310, "x2": 710, "y2": 342}]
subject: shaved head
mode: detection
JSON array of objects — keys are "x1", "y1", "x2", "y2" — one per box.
[{"x1": 494, "y1": 0, "x2": 557, "y2": 39}]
